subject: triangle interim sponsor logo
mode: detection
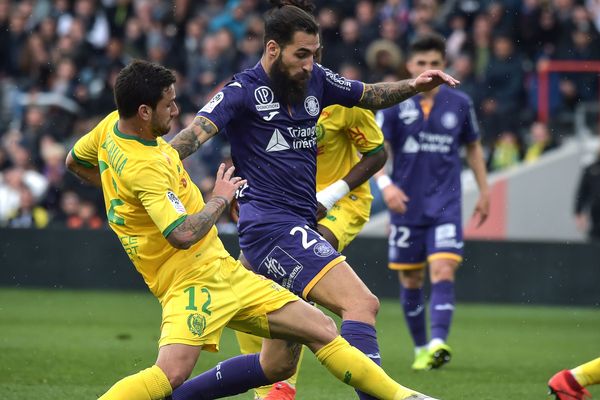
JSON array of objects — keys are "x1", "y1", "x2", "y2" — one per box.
[
  {"x1": 402, "y1": 136, "x2": 420, "y2": 153},
  {"x1": 266, "y1": 129, "x2": 290, "y2": 152}
]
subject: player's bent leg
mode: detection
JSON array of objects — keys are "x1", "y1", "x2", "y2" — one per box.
[
  {"x1": 268, "y1": 292, "x2": 430, "y2": 400},
  {"x1": 427, "y1": 258, "x2": 459, "y2": 369},
  {"x1": 306, "y1": 261, "x2": 382, "y2": 399},
  {"x1": 571, "y1": 356, "x2": 600, "y2": 387}
]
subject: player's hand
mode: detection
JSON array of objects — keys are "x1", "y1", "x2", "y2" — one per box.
[
  {"x1": 382, "y1": 184, "x2": 409, "y2": 214},
  {"x1": 411, "y1": 70, "x2": 460, "y2": 93},
  {"x1": 229, "y1": 196, "x2": 240, "y2": 224},
  {"x1": 316, "y1": 202, "x2": 327, "y2": 221},
  {"x1": 211, "y1": 163, "x2": 246, "y2": 205},
  {"x1": 472, "y1": 191, "x2": 490, "y2": 228}
]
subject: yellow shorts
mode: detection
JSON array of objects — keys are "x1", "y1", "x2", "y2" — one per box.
[
  {"x1": 158, "y1": 256, "x2": 298, "y2": 351},
  {"x1": 318, "y1": 193, "x2": 371, "y2": 252}
]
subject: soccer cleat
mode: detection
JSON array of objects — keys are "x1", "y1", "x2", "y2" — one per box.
[
  {"x1": 412, "y1": 348, "x2": 433, "y2": 371},
  {"x1": 429, "y1": 342, "x2": 452, "y2": 369},
  {"x1": 548, "y1": 370, "x2": 592, "y2": 400},
  {"x1": 263, "y1": 381, "x2": 296, "y2": 400}
]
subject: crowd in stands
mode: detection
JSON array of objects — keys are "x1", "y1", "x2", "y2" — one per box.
[{"x1": 0, "y1": 0, "x2": 598, "y2": 229}]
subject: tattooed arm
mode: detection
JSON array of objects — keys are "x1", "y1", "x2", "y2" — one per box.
[
  {"x1": 167, "y1": 164, "x2": 246, "y2": 249},
  {"x1": 358, "y1": 70, "x2": 460, "y2": 110},
  {"x1": 169, "y1": 116, "x2": 219, "y2": 161}
]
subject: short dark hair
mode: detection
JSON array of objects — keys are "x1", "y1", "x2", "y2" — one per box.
[
  {"x1": 114, "y1": 60, "x2": 176, "y2": 118},
  {"x1": 408, "y1": 33, "x2": 446, "y2": 59},
  {"x1": 265, "y1": 0, "x2": 318, "y2": 48}
]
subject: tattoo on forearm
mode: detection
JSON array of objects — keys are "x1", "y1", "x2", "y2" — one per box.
[
  {"x1": 359, "y1": 80, "x2": 417, "y2": 110},
  {"x1": 170, "y1": 116, "x2": 218, "y2": 160},
  {"x1": 173, "y1": 196, "x2": 228, "y2": 247}
]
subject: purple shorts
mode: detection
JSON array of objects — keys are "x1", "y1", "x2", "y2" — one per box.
[
  {"x1": 388, "y1": 218, "x2": 464, "y2": 270},
  {"x1": 238, "y1": 203, "x2": 345, "y2": 299}
]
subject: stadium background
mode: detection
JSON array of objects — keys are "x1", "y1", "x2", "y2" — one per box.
[{"x1": 0, "y1": 0, "x2": 599, "y2": 399}]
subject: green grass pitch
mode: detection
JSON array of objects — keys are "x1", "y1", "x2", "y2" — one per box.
[{"x1": 0, "y1": 288, "x2": 598, "y2": 399}]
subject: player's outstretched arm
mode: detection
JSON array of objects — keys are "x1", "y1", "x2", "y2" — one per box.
[
  {"x1": 170, "y1": 116, "x2": 219, "y2": 160},
  {"x1": 358, "y1": 70, "x2": 460, "y2": 110},
  {"x1": 167, "y1": 164, "x2": 246, "y2": 249}
]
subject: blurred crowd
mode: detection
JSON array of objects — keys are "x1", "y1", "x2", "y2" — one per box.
[{"x1": 0, "y1": 0, "x2": 598, "y2": 229}]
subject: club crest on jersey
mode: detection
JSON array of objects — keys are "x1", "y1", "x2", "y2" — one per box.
[
  {"x1": 166, "y1": 190, "x2": 186, "y2": 213},
  {"x1": 304, "y1": 96, "x2": 320, "y2": 116},
  {"x1": 441, "y1": 112, "x2": 458, "y2": 129},
  {"x1": 187, "y1": 313, "x2": 206, "y2": 336},
  {"x1": 314, "y1": 242, "x2": 335, "y2": 258},
  {"x1": 254, "y1": 86, "x2": 280, "y2": 111},
  {"x1": 398, "y1": 99, "x2": 419, "y2": 125}
]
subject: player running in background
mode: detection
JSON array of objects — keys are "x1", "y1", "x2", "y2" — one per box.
[
  {"x1": 549, "y1": 357, "x2": 600, "y2": 400},
  {"x1": 66, "y1": 59, "x2": 436, "y2": 400},
  {"x1": 235, "y1": 103, "x2": 386, "y2": 400},
  {"x1": 375, "y1": 33, "x2": 490, "y2": 371},
  {"x1": 170, "y1": 1, "x2": 457, "y2": 399}
]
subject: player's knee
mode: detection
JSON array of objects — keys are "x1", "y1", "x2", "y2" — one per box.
[
  {"x1": 400, "y1": 269, "x2": 425, "y2": 288},
  {"x1": 260, "y1": 351, "x2": 298, "y2": 382},
  {"x1": 164, "y1": 368, "x2": 192, "y2": 390},
  {"x1": 358, "y1": 291, "x2": 380, "y2": 317},
  {"x1": 430, "y1": 263, "x2": 457, "y2": 282}
]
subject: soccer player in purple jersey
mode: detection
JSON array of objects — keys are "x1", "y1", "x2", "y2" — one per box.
[
  {"x1": 375, "y1": 33, "x2": 490, "y2": 371},
  {"x1": 169, "y1": 1, "x2": 458, "y2": 398}
]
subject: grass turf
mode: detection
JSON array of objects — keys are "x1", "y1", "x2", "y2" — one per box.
[{"x1": 0, "y1": 288, "x2": 598, "y2": 399}]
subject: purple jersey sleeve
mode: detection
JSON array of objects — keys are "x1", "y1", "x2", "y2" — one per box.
[
  {"x1": 315, "y1": 63, "x2": 365, "y2": 108},
  {"x1": 460, "y1": 98, "x2": 480, "y2": 144},
  {"x1": 196, "y1": 82, "x2": 246, "y2": 131}
]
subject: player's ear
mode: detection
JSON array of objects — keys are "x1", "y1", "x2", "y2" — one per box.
[
  {"x1": 138, "y1": 104, "x2": 152, "y2": 121},
  {"x1": 266, "y1": 40, "x2": 280, "y2": 59}
]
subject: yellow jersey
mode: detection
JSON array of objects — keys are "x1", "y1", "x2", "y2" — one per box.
[
  {"x1": 71, "y1": 111, "x2": 229, "y2": 299},
  {"x1": 315, "y1": 105, "x2": 384, "y2": 199}
]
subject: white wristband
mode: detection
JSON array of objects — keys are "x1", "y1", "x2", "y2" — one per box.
[
  {"x1": 316, "y1": 180, "x2": 350, "y2": 211},
  {"x1": 376, "y1": 175, "x2": 392, "y2": 191}
]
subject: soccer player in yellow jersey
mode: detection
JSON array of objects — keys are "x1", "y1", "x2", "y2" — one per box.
[
  {"x1": 235, "y1": 104, "x2": 386, "y2": 400},
  {"x1": 66, "y1": 59, "x2": 438, "y2": 400},
  {"x1": 549, "y1": 357, "x2": 600, "y2": 399}
]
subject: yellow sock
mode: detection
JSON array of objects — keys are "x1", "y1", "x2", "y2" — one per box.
[
  {"x1": 236, "y1": 330, "x2": 306, "y2": 398},
  {"x1": 98, "y1": 365, "x2": 172, "y2": 400},
  {"x1": 315, "y1": 336, "x2": 417, "y2": 400},
  {"x1": 572, "y1": 357, "x2": 600, "y2": 387}
]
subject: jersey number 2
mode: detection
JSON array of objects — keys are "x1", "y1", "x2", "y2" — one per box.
[{"x1": 290, "y1": 225, "x2": 318, "y2": 249}]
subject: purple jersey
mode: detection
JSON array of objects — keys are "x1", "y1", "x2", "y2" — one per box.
[
  {"x1": 377, "y1": 86, "x2": 479, "y2": 225},
  {"x1": 198, "y1": 62, "x2": 364, "y2": 226}
]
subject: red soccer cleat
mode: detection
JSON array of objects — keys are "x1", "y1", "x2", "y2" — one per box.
[
  {"x1": 263, "y1": 381, "x2": 296, "y2": 400},
  {"x1": 548, "y1": 370, "x2": 592, "y2": 400}
]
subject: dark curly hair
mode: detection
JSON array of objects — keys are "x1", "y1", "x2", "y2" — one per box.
[
  {"x1": 265, "y1": 0, "x2": 318, "y2": 48},
  {"x1": 114, "y1": 60, "x2": 176, "y2": 118}
]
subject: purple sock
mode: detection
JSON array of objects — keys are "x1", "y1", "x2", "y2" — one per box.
[
  {"x1": 429, "y1": 280, "x2": 455, "y2": 341},
  {"x1": 400, "y1": 286, "x2": 428, "y2": 347},
  {"x1": 170, "y1": 353, "x2": 270, "y2": 400},
  {"x1": 341, "y1": 320, "x2": 381, "y2": 400}
]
